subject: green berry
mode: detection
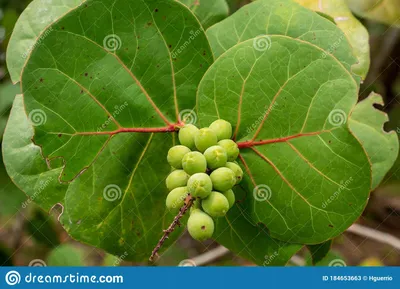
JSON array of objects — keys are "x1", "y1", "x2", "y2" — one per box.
[
  {"x1": 182, "y1": 151, "x2": 207, "y2": 175},
  {"x1": 209, "y1": 119, "x2": 232, "y2": 140},
  {"x1": 178, "y1": 124, "x2": 199, "y2": 150},
  {"x1": 194, "y1": 128, "x2": 218, "y2": 152},
  {"x1": 203, "y1": 145, "x2": 228, "y2": 170},
  {"x1": 225, "y1": 162, "x2": 243, "y2": 184},
  {"x1": 167, "y1": 145, "x2": 191, "y2": 169},
  {"x1": 187, "y1": 209, "x2": 215, "y2": 241},
  {"x1": 222, "y1": 189, "x2": 235, "y2": 208},
  {"x1": 210, "y1": 167, "x2": 236, "y2": 191},
  {"x1": 187, "y1": 173, "x2": 212, "y2": 199},
  {"x1": 218, "y1": 139, "x2": 239, "y2": 161},
  {"x1": 166, "y1": 187, "x2": 188, "y2": 212},
  {"x1": 166, "y1": 170, "x2": 189, "y2": 191},
  {"x1": 202, "y1": 191, "x2": 230, "y2": 217}
]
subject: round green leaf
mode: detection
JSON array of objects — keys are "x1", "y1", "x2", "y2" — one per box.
[
  {"x1": 349, "y1": 92, "x2": 399, "y2": 190},
  {"x1": 197, "y1": 36, "x2": 371, "y2": 244},
  {"x1": 206, "y1": 0, "x2": 360, "y2": 83}
]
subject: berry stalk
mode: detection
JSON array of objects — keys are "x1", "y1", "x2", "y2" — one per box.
[{"x1": 149, "y1": 196, "x2": 195, "y2": 262}]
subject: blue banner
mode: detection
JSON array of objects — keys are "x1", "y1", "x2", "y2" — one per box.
[{"x1": 0, "y1": 267, "x2": 398, "y2": 289}]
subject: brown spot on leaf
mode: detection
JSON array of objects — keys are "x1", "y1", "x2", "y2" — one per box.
[{"x1": 328, "y1": 224, "x2": 334, "y2": 228}]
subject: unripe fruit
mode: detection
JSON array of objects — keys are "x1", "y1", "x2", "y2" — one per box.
[
  {"x1": 222, "y1": 189, "x2": 235, "y2": 208},
  {"x1": 182, "y1": 151, "x2": 207, "y2": 175},
  {"x1": 203, "y1": 145, "x2": 228, "y2": 170},
  {"x1": 178, "y1": 124, "x2": 199, "y2": 150},
  {"x1": 209, "y1": 119, "x2": 232, "y2": 140},
  {"x1": 225, "y1": 162, "x2": 243, "y2": 184},
  {"x1": 187, "y1": 173, "x2": 212, "y2": 199},
  {"x1": 187, "y1": 209, "x2": 215, "y2": 241},
  {"x1": 166, "y1": 187, "x2": 188, "y2": 212},
  {"x1": 194, "y1": 128, "x2": 218, "y2": 152},
  {"x1": 202, "y1": 191, "x2": 230, "y2": 217},
  {"x1": 210, "y1": 167, "x2": 236, "y2": 192},
  {"x1": 218, "y1": 139, "x2": 239, "y2": 161},
  {"x1": 167, "y1": 145, "x2": 191, "y2": 169},
  {"x1": 166, "y1": 170, "x2": 189, "y2": 191}
]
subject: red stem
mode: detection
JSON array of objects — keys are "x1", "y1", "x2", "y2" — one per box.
[
  {"x1": 70, "y1": 124, "x2": 181, "y2": 136},
  {"x1": 237, "y1": 131, "x2": 328, "y2": 149}
]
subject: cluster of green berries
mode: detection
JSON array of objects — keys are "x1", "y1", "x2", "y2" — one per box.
[{"x1": 165, "y1": 119, "x2": 243, "y2": 241}]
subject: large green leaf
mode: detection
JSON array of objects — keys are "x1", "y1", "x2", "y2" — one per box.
[
  {"x1": 4, "y1": 95, "x2": 184, "y2": 262},
  {"x1": 295, "y1": 0, "x2": 370, "y2": 79},
  {"x1": 206, "y1": 0, "x2": 360, "y2": 83},
  {"x1": 346, "y1": 0, "x2": 400, "y2": 27},
  {"x1": 197, "y1": 36, "x2": 371, "y2": 244},
  {"x1": 179, "y1": 0, "x2": 229, "y2": 29},
  {"x1": 4, "y1": 0, "x2": 213, "y2": 262},
  {"x1": 6, "y1": 0, "x2": 86, "y2": 84},
  {"x1": 348, "y1": 92, "x2": 399, "y2": 190}
]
